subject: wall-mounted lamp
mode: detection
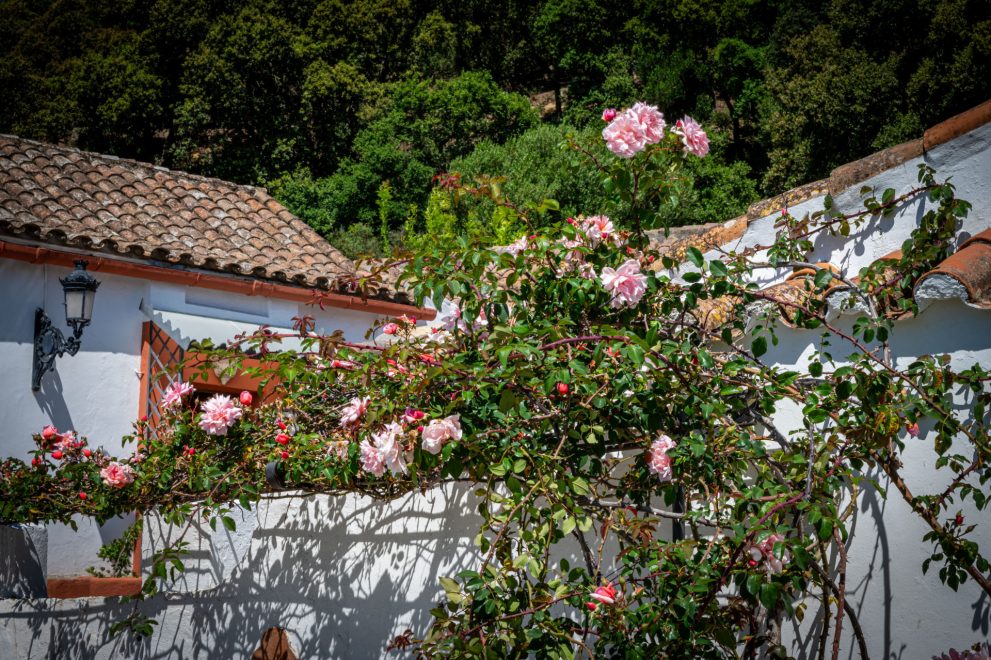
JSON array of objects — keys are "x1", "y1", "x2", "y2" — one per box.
[{"x1": 32, "y1": 260, "x2": 101, "y2": 391}]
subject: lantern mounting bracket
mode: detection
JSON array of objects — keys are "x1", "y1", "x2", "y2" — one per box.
[
  {"x1": 31, "y1": 260, "x2": 100, "y2": 391},
  {"x1": 32, "y1": 308, "x2": 83, "y2": 391}
]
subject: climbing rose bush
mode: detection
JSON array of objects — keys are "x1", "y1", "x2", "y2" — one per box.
[{"x1": 1, "y1": 104, "x2": 989, "y2": 658}]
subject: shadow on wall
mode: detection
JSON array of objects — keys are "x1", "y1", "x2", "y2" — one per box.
[{"x1": 4, "y1": 485, "x2": 483, "y2": 659}]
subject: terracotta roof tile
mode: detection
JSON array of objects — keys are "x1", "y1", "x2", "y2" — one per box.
[
  {"x1": 0, "y1": 134, "x2": 372, "y2": 295},
  {"x1": 915, "y1": 229, "x2": 991, "y2": 309}
]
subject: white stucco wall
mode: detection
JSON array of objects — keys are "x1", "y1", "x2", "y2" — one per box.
[{"x1": 0, "y1": 255, "x2": 383, "y2": 580}]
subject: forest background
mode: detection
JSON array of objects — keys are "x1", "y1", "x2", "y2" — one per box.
[{"x1": 2, "y1": 0, "x2": 989, "y2": 257}]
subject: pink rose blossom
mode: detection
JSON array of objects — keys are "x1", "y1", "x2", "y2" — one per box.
[
  {"x1": 100, "y1": 461, "x2": 136, "y2": 489},
  {"x1": 374, "y1": 422, "x2": 408, "y2": 475},
  {"x1": 577, "y1": 215, "x2": 615, "y2": 246},
  {"x1": 198, "y1": 394, "x2": 243, "y2": 436},
  {"x1": 646, "y1": 434, "x2": 676, "y2": 481},
  {"x1": 161, "y1": 380, "x2": 195, "y2": 409},
  {"x1": 360, "y1": 438, "x2": 386, "y2": 477},
  {"x1": 57, "y1": 431, "x2": 77, "y2": 451},
  {"x1": 360, "y1": 422, "x2": 408, "y2": 476},
  {"x1": 749, "y1": 533, "x2": 789, "y2": 575},
  {"x1": 421, "y1": 414, "x2": 462, "y2": 455},
  {"x1": 339, "y1": 397, "x2": 369, "y2": 429},
  {"x1": 42, "y1": 425, "x2": 58, "y2": 441},
  {"x1": 672, "y1": 115, "x2": 709, "y2": 157},
  {"x1": 239, "y1": 391, "x2": 253, "y2": 406},
  {"x1": 503, "y1": 235, "x2": 529, "y2": 257},
  {"x1": 602, "y1": 112, "x2": 647, "y2": 158},
  {"x1": 601, "y1": 108, "x2": 617, "y2": 122},
  {"x1": 382, "y1": 322, "x2": 400, "y2": 335},
  {"x1": 600, "y1": 259, "x2": 648, "y2": 308},
  {"x1": 933, "y1": 643, "x2": 991, "y2": 660},
  {"x1": 326, "y1": 440, "x2": 350, "y2": 460},
  {"x1": 586, "y1": 583, "x2": 617, "y2": 611},
  {"x1": 906, "y1": 422, "x2": 921, "y2": 438},
  {"x1": 627, "y1": 102, "x2": 666, "y2": 144}
]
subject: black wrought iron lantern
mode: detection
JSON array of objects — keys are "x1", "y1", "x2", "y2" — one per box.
[{"x1": 32, "y1": 260, "x2": 101, "y2": 391}]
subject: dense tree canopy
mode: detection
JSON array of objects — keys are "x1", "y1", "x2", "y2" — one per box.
[{"x1": 1, "y1": 0, "x2": 989, "y2": 255}]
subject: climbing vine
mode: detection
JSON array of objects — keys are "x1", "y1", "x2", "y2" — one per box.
[{"x1": 1, "y1": 103, "x2": 988, "y2": 659}]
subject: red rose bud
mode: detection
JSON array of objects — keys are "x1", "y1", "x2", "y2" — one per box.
[
  {"x1": 416, "y1": 425, "x2": 424, "y2": 433},
  {"x1": 556, "y1": 382, "x2": 569, "y2": 395},
  {"x1": 276, "y1": 433, "x2": 291, "y2": 446},
  {"x1": 281, "y1": 451, "x2": 290, "y2": 460},
  {"x1": 240, "y1": 391, "x2": 253, "y2": 406},
  {"x1": 78, "y1": 492, "x2": 87, "y2": 500},
  {"x1": 83, "y1": 449, "x2": 91, "y2": 458},
  {"x1": 51, "y1": 450, "x2": 63, "y2": 460},
  {"x1": 277, "y1": 419, "x2": 287, "y2": 430},
  {"x1": 602, "y1": 108, "x2": 617, "y2": 122},
  {"x1": 140, "y1": 415, "x2": 148, "y2": 423},
  {"x1": 956, "y1": 514, "x2": 964, "y2": 526},
  {"x1": 31, "y1": 457, "x2": 42, "y2": 467}
]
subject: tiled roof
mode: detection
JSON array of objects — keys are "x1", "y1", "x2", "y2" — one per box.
[
  {"x1": 0, "y1": 134, "x2": 358, "y2": 293},
  {"x1": 915, "y1": 229, "x2": 991, "y2": 310}
]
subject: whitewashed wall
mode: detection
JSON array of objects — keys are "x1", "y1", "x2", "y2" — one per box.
[
  {"x1": 0, "y1": 257, "x2": 382, "y2": 580},
  {"x1": 697, "y1": 122, "x2": 991, "y2": 658}
]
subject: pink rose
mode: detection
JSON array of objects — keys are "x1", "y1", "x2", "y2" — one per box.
[
  {"x1": 906, "y1": 422, "x2": 921, "y2": 438},
  {"x1": 750, "y1": 533, "x2": 789, "y2": 575},
  {"x1": 374, "y1": 422, "x2": 408, "y2": 475},
  {"x1": 198, "y1": 394, "x2": 243, "y2": 436},
  {"x1": 420, "y1": 414, "x2": 462, "y2": 455},
  {"x1": 600, "y1": 259, "x2": 648, "y2": 308},
  {"x1": 382, "y1": 322, "x2": 400, "y2": 335},
  {"x1": 503, "y1": 235, "x2": 529, "y2": 257},
  {"x1": 339, "y1": 397, "x2": 369, "y2": 429},
  {"x1": 646, "y1": 434, "x2": 676, "y2": 481},
  {"x1": 161, "y1": 380, "x2": 195, "y2": 409},
  {"x1": 57, "y1": 431, "x2": 77, "y2": 451},
  {"x1": 360, "y1": 438, "x2": 385, "y2": 477},
  {"x1": 601, "y1": 108, "x2": 617, "y2": 122},
  {"x1": 586, "y1": 583, "x2": 617, "y2": 611},
  {"x1": 672, "y1": 115, "x2": 709, "y2": 157},
  {"x1": 100, "y1": 461, "x2": 135, "y2": 489},
  {"x1": 577, "y1": 215, "x2": 615, "y2": 246},
  {"x1": 239, "y1": 391, "x2": 253, "y2": 406},
  {"x1": 602, "y1": 112, "x2": 647, "y2": 158},
  {"x1": 42, "y1": 425, "x2": 58, "y2": 441},
  {"x1": 627, "y1": 102, "x2": 666, "y2": 144}
]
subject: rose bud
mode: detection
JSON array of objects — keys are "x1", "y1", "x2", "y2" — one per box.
[
  {"x1": 140, "y1": 415, "x2": 148, "y2": 423},
  {"x1": 42, "y1": 425, "x2": 58, "y2": 440},
  {"x1": 276, "y1": 433, "x2": 291, "y2": 446},
  {"x1": 956, "y1": 514, "x2": 964, "y2": 526},
  {"x1": 83, "y1": 449, "x2": 91, "y2": 458},
  {"x1": 277, "y1": 419, "x2": 287, "y2": 431},
  {"x1": 556, "y1": 382, "x2": 569, "y2": 395},
  {"x1": 382, "y1": 322, "x2": 399, "y2": 335},
  {"x1": 51, "y1": 450, "x2": 63, "y2": 460},
  {"x1": 280, "y1": 451, "x2": 290, "y2": 460},
  {"x1": 602, "y1": 108, "x2": 617, "y2": 122},
  {"x1": 239, "y1": 391, "x2": 253, "y2": 406},
  {"x1": 78, "y1": 492, "x2": 87, "y2": 500}
]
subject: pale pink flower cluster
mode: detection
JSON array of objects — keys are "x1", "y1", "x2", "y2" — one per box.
[
  {"x1": 421, "y1": 414, "x2": 462, "y2": 455},
  {"x1": 161, "y1": 380, "x2": 195, "y2": 409},
  {"x1": 576, "y1": 215, "x2": 615, "y2": 247},
  {"x1": 602, "y1": 102, "x2": 666, "y2": 158},
  {"x1": 749, "y1": 533, "x2": 790, "y2": 575},
  {"x1": 933, "y1": 643, "x2": 991, "y2": 660},
  {"x1": 326, "y1": 440, "x2": 350, "y2": 460},
  {"x1": 382, "y1": 322, "x2": 400, "y2": 335},
  {"x1": 339, "y1": 397, "x2": 369, "y2": 429},
  {"x1": 100, "y1": 461, "x2": 136, "y2": 489},
  {"x1": 672, "y1": 115, "x2": 710, "y2": 157},
  {"x1": 441, "y1": 307, "x2": 468, "y2": 333},
  {"x1": 600, "y1": 259, "x2": 648, "y2": 308},
  {"x1": 646, "y1": 434, "x2": 676, "y2": 481},
  {"x1": 198, "y1": 394, "x2": 243, "y2": 436},
  {"x1": 503, "y1": 235, "x2": 529, "y2": 257},
  {"x1": 360, "y1": 422, "x2": 407, "y2": 476},
  {"x1": 57, "y1": 431, "x2": 78, "y2": 451}
]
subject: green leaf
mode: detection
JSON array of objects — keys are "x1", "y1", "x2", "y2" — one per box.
[
  {"x1": 686, "y1": 247, "x2": 704, "y2": 268},
  {"x1": 752, "y1": 336, "x2": 768, "y2": 357},
  {"x1": 814, "y1": 268, "x2": 834, "y2": 289}
]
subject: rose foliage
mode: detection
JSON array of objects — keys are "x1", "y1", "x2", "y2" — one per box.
[{"x1": 2, "y1": 103, "x2": 990, "y2": 658}]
